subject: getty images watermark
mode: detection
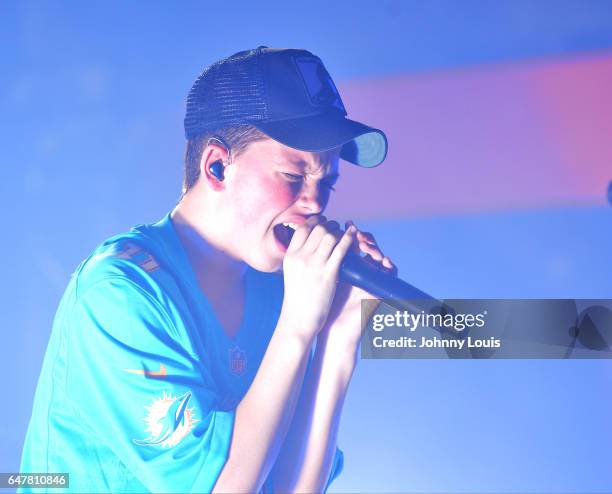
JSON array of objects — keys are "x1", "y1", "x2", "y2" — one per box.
[{"x1": 360, "y1": 299, "x2": 612, "y2": 359}]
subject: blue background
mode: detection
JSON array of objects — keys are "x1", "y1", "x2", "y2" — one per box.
[{"x1": 2, "y1": 1, "x2": 612, "y2": 492}]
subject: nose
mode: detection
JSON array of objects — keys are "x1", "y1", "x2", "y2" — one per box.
[{"x1": 296, "y1": 182, "x2": 326, "y2": 214}]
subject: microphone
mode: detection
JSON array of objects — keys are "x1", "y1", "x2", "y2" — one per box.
[
  {"x1": 339, "y1": 250, "x2": 442, "y2": 313},
  {"x1": 281, "y1": 221, "x2": 442, "y2": 313},
  {"x1": 335, "y1": 229, "x2": 612, "y2": 358}
]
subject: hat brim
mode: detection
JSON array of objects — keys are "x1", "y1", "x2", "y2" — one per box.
[{"x1": 251, "y1": 112, "x2": 388, "y2": 168}]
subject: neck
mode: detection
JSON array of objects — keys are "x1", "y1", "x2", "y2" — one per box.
[{"x1": 171, "y1": 195, "x2": 246, "y2": 289}]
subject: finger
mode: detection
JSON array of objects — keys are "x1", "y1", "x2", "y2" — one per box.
[
  {"x1": 326, "y1": 220, "x2": 341, "y2": 233},
  {"x1": 362, "y1": 252, "x2": 398, "y2": 276},
  {"x1": 287, "y1": 215, "x2": 324, "y2": 252},
  {"x1": 380, "y1": 256, "x2": 398, "y2": 276},
  {"x1": 358, "y1": 240, "x2": 384, "y2": 262},
  {"x1": 386, "y1": 258, "x2": 399, "y2": 276},
  {"x1": 328, "y1": 225, "x2": 357, "y2": 269},
  {"x1": 302, "y1": 223, "x2": 333, "y2": 254},
  {"x1": 345, "y1": 221, "x2": 375, "y2": 244},
  {"x1": 356, "y1": 230, "x2": 376, "y2": 245},
  {"x1": 314, "y1": 228, "x2": 343, "y2": 260},
  {"x1": 344, "y1": 221, "x2": 362, "y2": 253},
  {"x1": 302, "y1": 218, "x2": 343, "y2": 254}
]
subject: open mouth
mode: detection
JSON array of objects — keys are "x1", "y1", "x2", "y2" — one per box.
[{"x1": 272, "y1": 222, "x2": 297, "y2": 249}]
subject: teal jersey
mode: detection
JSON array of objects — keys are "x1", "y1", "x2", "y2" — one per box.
[{"x1": 20, "y1": 213, "x2": 343, "y2": 493}]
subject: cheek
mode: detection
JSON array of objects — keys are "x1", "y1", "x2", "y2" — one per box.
[{"x1": 232, "y1": 174, "x2": 296, "y2": 226}]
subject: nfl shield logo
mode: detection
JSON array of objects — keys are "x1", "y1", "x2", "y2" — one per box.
[{"x1": 228, "y1": 346, "x2": 247, "y2": 375}]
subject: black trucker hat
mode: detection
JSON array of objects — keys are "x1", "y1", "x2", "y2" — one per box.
[{"x1": 184, "y1": 46, "x2": 387, "y2": 168}]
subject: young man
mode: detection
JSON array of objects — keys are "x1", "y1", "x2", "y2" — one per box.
[{"x1": 21, "y1": 47, "x2": 394, "y2": 493}]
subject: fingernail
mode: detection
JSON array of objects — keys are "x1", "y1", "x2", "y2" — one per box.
[{"x1": 348, "y1": 225, "x2": 356, "y2": 233}]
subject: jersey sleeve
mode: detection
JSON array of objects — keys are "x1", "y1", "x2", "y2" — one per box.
[{"x1": 65, "y1": 275, "x2": 233, "y2": 493}]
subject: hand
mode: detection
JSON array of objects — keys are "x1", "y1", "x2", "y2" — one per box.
[
  {"x1": 320, "y1": 221, "x2": 397, "y2": 352},
  {"x1": 279, "y1": 216, "x2": 357, "y2": 342}
]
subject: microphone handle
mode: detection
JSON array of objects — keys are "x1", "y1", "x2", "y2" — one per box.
[{"x1": 339, "y1": 251, "x2": 442, "y2": 312}]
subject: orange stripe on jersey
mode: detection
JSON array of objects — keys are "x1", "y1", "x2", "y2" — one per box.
[
  {"x1": 115, "y1": 242, "x2": 142, "y2": 260},
  {"x1": 139, "y1": 256, "x2": 160, "y2": 273}
]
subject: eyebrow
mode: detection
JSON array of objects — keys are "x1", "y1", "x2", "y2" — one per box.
[{"x1": 287, "y1": 160, "x2": 340, "y2": 178}]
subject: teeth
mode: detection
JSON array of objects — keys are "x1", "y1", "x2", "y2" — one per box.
[{"x1": 282, "y1": 222, "x2": 298, "y2": 230}]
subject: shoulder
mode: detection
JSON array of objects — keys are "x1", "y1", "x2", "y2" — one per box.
[
  {"x1": 68, "y1": 219, "x2": 187, "y2": 329},
  {"x1": 75, "y1": 233, "x2": 162, "y2": 293},
  {"x1": 65, "y1": 227, "x2": 191, "y2": 350}
]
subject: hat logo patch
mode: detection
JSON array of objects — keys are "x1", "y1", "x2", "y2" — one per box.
[{"x1": 294, "y1": 57, "x2": 345, "y2": 112}]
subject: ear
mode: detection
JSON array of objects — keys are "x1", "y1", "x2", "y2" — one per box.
[{"x1": 199, "y1": 142, "x2": 230, "y2": 191}]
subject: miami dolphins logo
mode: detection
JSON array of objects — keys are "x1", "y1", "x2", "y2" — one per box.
[{"x1": 133, "y1": 391, "x2": 198, "y2": 448}]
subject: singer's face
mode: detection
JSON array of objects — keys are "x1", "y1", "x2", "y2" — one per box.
[{"x1": 223, "y1": 138, "x2": 340, "y2": 272}]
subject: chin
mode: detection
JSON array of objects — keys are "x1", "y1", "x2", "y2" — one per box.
[
  {"x1": 260, "y1": 258, "x2": 284, "y2": 273},
  {"x1": 255, "y1": 263, "x2": 283, "y2": 273},
  {"x1": 246, "y1": 253, "x2": 284, "y2": 273}
]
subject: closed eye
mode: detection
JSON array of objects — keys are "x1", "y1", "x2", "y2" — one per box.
[
  {"x1": 282, "y1": 173, "x2": 303, "y2": 182},
  {"x1": 282, "y1": 172, "x2": 337, "y2": 192}
]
